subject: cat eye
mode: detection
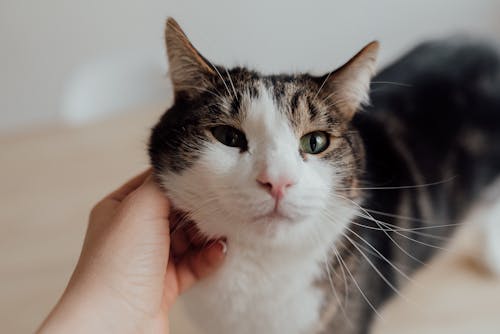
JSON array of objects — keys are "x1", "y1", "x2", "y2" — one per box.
[
  {"x1": 300, "y1": 131, "x2": 330, "y2": 154},
  {"x1": 211, "y1": 125, "x2": 248, "y2": 150}
]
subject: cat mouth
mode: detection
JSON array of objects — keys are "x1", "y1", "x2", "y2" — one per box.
[{"x1": 252, "y1": 209, "x2": 293, "y2": 223}]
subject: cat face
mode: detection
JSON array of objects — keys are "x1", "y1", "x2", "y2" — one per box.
[{"x1": 149, "y1": 18, "x2": 378, "y2": 248}]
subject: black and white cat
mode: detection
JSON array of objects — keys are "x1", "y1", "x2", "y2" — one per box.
[{"x1": 149, "y1": 18, "x2": 500, "y2": 334}]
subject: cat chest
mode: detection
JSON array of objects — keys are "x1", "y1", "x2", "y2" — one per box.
[{"x1": 182, "y1": 254, "x2": 326, "y2": 334}]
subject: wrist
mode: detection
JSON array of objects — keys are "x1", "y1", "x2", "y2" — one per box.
[{"x1": 38, "y1": 277, "x2": 149, "y2": 334}]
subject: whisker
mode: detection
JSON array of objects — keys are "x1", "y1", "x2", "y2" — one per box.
[
  {"x1": 342, "y1": 232, "x2": 410, "y2": 301},
  {"x1": 331, "y1": 193, "x2": 451, "y2": 241},
  {"x1": 322, "y1": 209, "x2": 422, "y2": 283},
  {"x1": 352, "y1": 213, "x2": 452, "y2": 252},
  {"x1": 336, "y1": 175, "x2": 457, "y2": 191},
  {"x1": 334, "y1": 242, "x2": 384, "y2": 321},
  {"x1": 370, "y1": 81, "x2": 413, "y2": 87},
  {"x1": 343, "y1": 224, "x2": 419, "y2": 287},
  {"x1": 225, "y1": 68, "x2": 238, "y2": 101},
  {"x1": 322, "y1": 246, "x2": 347, "y2": 319},
  {"x1": 330, "y1": 245, "x2": 350, "y2": 308},
  {"x1": 210, "y1": 63, "x2": 234, "y2": 99},
  {"x1": 351, "y1": 218, "x2": 428, "y2": 266},
  {"x1": 318, "y1": 90, "x2": 339, "y2": 106},
  {"x1": 364, "y1": 209, "x2": 461, "y2": 229},
  {"x1": 352, "y1": 213, "x2": 449, "y2": 241},
  {"x1": 313, "y1": 71, "x2": 333, "y2": 101},
  {"x1": 175, "y1": 84, "x2": 226, "y2": 101},
  {"x1": 324, "y1": 196, "x2": 422, "y2": 286}
]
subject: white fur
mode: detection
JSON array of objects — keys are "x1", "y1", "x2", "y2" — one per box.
[
  {"x1": 483, "y1": 202, "x2": 500, "y2": 275},
  {"x1": 161, "y1": 84, "x2": 356, "y2": 334}
]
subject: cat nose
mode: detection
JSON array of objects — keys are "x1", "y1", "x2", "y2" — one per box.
[{"x1": 256, "y1": 172, "x2": 296, "y2": 200}]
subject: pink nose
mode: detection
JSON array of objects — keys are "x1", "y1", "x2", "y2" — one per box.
[{"x1": 256, "y1": 172, "x2": 296, "y2": 200}]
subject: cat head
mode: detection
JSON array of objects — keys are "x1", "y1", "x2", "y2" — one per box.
[{"x1": 149, "y1": 18, "x2": 378, "y2": 249}]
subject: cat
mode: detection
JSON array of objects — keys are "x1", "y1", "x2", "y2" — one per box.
[{"x1": 149, "y1": 18, "x2": 500, "y2": 334}]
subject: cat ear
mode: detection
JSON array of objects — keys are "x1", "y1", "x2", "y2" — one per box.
[
  {"x1": 165, "y1": 17, "x2": 216, "y2": 98},
  {"x1": 318, "y1": 41, "x2": 379, "y2": 119}
]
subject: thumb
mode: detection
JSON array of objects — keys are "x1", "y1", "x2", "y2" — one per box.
[{"x1": 119, "y1": 177, "x2": 170, "y2": 223}]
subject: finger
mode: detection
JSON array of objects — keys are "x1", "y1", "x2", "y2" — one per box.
[
  {"x1": 184, "y1": 222, "x2": 208, "y2": 247},
  {"x1": 168, "y1": 209, "x2": 187, "y2": 232},
  {"x1": 107, "y1": 169, "x2": 151, "y2": 202},
  {"x1": 169, "y1": 209, "x2": 207, "y2": 248},
  {"x1": 171, "y1": 228, "x2": 190, "y2": 257},
  {"x1": 175, "y1": 240, "x2": 227, "y2": 294},
  {"x1": 119, "y1": 176, "x2": 170, "y2": 220}
]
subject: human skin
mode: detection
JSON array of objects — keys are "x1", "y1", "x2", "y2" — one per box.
[{"x1": 37, "y1": 171, "x2": 226, "y2": 334}]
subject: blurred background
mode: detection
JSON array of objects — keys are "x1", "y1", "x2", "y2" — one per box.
[
  {"x1": 1, "y1": 0, "x2": 500, "y2": 333},
  {"x1": 2, "y1": 0, "x2": 500, "y2": 133}
]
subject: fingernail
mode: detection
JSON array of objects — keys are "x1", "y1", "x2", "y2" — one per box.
[{"x1": 217, "y1": 240, "x2": 227, "y2": 254}]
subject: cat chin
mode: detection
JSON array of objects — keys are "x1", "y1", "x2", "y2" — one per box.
[
  {"x1": 195, "y1": 213, "x2": 341, "y2": 252},
  {"x1": 193, "y1": 217, "x2": 305, "y2": 246},
  {"x1": 168, "y1": 197, "x2": 356, "y2": 252},
  {"x1": 238, "y1": 217, "x2": 302, "y2": 240}
]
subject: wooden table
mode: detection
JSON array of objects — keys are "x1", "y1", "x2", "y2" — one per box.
[{"x1": 1, "y1": 109, "x2": 499, "y2": 333}]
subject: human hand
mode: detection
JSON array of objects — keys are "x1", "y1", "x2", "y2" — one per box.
[{"x1": 38, "y1": 170, "x2": 226, "y2": 334}]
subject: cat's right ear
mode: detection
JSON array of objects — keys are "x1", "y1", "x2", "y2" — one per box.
[
  {"x1": 165, "y1": 18, "x2": 216, "y2": 99},
  {"x1": 316, "y1": 41, "x2": 379, "y2": 120}
]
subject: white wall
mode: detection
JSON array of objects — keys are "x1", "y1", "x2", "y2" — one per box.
[{"x1": 1, "y1": 0, "x2": 499, "y2": 133}]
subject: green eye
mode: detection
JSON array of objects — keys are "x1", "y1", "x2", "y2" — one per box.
[
  {"x1": 211, "y1": 125, "x2": 248, "y2": 150},
  {"x1": 300, "y1": 131, "x2": 330, "y2": 154}
]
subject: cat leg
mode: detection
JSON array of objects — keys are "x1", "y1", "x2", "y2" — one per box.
[{"x1": 481, "y1": 199, "x2": 500, "y2": 276}]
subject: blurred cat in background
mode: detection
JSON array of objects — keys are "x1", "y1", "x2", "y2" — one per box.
[{"x1": 149, "y1": 18, "x2": 500, "y2": 334}]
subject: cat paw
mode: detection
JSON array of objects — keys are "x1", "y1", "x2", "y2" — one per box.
[{"x1": 480, "y1": 199, "x2": 500, "y2": 276}]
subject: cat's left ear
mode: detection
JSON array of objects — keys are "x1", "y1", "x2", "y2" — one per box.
[
  {"x1": 317, "y1": 41, "x2": 379, "y2": 119},
  {"x1": 165, "y1": 17, "x2": 217, "y2": 99}
]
